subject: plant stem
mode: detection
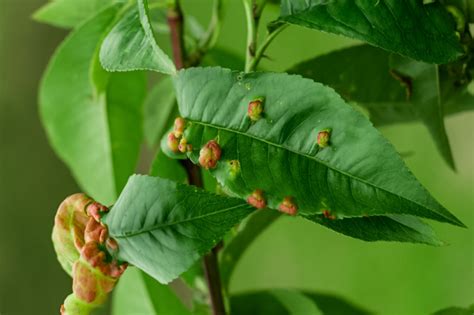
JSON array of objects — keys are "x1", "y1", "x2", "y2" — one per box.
[
  {"x1": 243, "y1": 0, "x2": 259, "y2": 72},
  {"x1": 203, "y1": 246, "x2": 227, "y2": 315},
  {"x1": 167, "y1": 3, "x2": 227, "y2": 315},
  {"x1": 247, "y1": 24, "x2": 287, "y2": 71},
  {"x1": 167, "y1": 0, "x2": 186, "y2": 69}
]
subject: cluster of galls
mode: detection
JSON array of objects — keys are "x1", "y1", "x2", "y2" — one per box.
[
  {"x1": 174, "y1": 99, "x2": 333, "y2": 218},
  {"x1": 247, "y1": 189, "x2": 299, "y2": 216},
  {"x1": 167, "y1": 117, "x2": 193, "y2": 154},
  {"x1": 52, "y1": 194, "x2": 127, "y2": 315}
]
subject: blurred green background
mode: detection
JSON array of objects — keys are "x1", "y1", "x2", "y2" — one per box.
[{"x1": 0, "y1": 1, "x2": 472, "y2": 314}]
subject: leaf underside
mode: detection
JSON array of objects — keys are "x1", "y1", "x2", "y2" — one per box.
[
  {"x1": 274, "y1": 0, "x2": 464, "y2": 64},
  {"x1": 100, "y1": 0, "x2": 175, "y2": 74},
  {"x1": 173, "y1": 67, "x2": 463, "y2": 227},
  {"x1": 104, "y1": 175, "x2": 254, "y2": 284}
]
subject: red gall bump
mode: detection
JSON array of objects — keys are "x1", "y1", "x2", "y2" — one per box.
[
  {"x1": 84, "y1": 217, "x2": 108, "y2": 244},
  {"x1": 247, "y1": 97, "x2": 264, "y2": 121},
  {"x1": 106, "y1": 237, "x2": 119, "y2": 253},
  {"x1": 199, "y1": 140, "x2": 222, "y2": 169},
  {"x1": 173, "y1": 117, "x2": 186, "y2": 137},
  {"x1": 317, "y1": 128, "x2": 331, "y2": 148},
  {"x1": 86, "y1": 202, "x2": 109, "y2": 222},
  {"x1": 278, "y1": 197, "x2": 298, "y2": 216},
  {"x1": 322, "y1": 210, "x2": 336, "y2": 220},
  {"x1": 167, "y1": 133, "x2": 180, "y2": 152},
  {"x1": 247, "y1": 189, "x2": 267, "y2": 209}
]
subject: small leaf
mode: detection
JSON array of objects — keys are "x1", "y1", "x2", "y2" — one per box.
[
  {"x1": 39, "y1": 6, "x2": 146, "y2": 205},
  {"x1": 302, "y1": 292, "x2": 374, "y2": 315},
  {"x1": 103, "y1": 175, "x2": 254, "y2": 283},
  {"x1": 144, "y1": 77, "x2": 177, "y2": 147},
  {"x1": 100, "y1": 0, "x2": 176, "y2": 74},
  {"x1": 174, "y1": 67, "x2": 463, "y2": 227},
  {"x1": 432, "y1": 304, "x2": 474, "y2": 315},
  {"x1": 220, "y1": 210, "x2": 281, "y2": 290},
  {"x1": 304, "y1": 214, "x2": 443, "y2": 246},
  {"x1": 272, "y1": 0, "x2": 464, "y2": 63},
  {"x1": 150, "y1": 151, "x2": 187, "y2": 183},
  {"x1": 231, "y1": 290, "x2": 372, "y2": 315},
  {"x1": 33, "y1": 0, "x2": 118, "y2": 29},
  {"x1": 112, "y1": 267, "x2": 191, "y2": 315}
]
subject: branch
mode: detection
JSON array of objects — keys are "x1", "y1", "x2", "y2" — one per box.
[
  {"x1": 167, "y1": 1, "x2": 186, "y2": 69},
  {"x1": 167, "y1": 3, "x2": 227, "y2": 315},
  {"x1": 247, "y1": 24, "x2": 288, "y2": 71}
]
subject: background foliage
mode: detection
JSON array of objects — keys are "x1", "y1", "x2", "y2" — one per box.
[{"x1": 0, "y1": 0, "x2": 472, "y2": 314}]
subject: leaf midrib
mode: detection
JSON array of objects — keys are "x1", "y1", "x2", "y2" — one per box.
[
  {"x1": 111, "y1": 203, "x2": 250, "y2": 238},
  {"x1": 189, "y1": 119, "x2": 447, "y2": 220}
]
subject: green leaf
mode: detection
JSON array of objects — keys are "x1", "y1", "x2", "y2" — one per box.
[
  {"x1": 304, "y1": 214, "x2": 443, "y2": 245},
  {"x1": 302, "y1": 292, "x2": 373, "y2": 315},
  {"x1": 150, "y1": 150, "x2": 187, "y2": 182},
  {"x1": 144, "y1": 77, "x2": 177, "y2": 147},
  {"x1": 100, "y1": 0, "x2": 176, "y2": 74},
  {"x1": 220, "y1": 210, "x2": 281, "y2": 290},
  {"x1": 39, "y1": 6, "x2": 146, "y2": 205},
  {"x1": 103, "y1": 174, "x2": 254, "y2": 283},
  {"x1": 390, "y1": 55, "x2": 455, "y2": 169},
  {"x1": 230, "y1": 290, "x2": 372, "y2": 315},
  {"x1": 432, "y1": 304, "x2": 474, "y2": 315},
  {"x1": 174, "y1": 67, "x2": 463, "y2": 227},
  {"x1": 289, "y1": 44, "x2": 473, "y2": 169},
  {"x1": 273, "y1": 0, "x2": 464, "y2": 64},
  {"x1": 33, "y1": 0, "x2": 118, "y2": 29},
  {"x1": 202, "y1": 47, "x2": 246, "y2": 70},
  {"x1": 112, "y1": 267, "x2": 191, "y2": 315}
]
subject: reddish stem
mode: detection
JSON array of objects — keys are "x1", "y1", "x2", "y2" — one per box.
[{"x1": 167, "y1": 3, "x2": 226, "y2": 315}]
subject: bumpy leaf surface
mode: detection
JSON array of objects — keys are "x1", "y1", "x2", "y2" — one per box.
[
  {"x1": 39, "y1": 6, "x2": 146, "y2": 205},
  {"x1": 103, "y1": 175, "x2": 254, "y2": 283},
  {"x1": 173, "y1": 67, "x2": 463, "y2": 226},
  {"x1": 274, "y1": 0, "x2": 464, "y2": 63}
]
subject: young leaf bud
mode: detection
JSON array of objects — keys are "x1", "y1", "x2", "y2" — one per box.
[
  {"x1": 167, "y1": 133, "x2": 180, "y2": 153},
  {"x1": 247, "y1": 189, "x2": 267, "y2": 209},
  {"x1": 278, "y1": 196, "x2": 298, "y2": 216},
  {"x1": 247, "y1": 97, "x2": 265, "y2": 121},
  {"x1": 199, "y1": 140, "x2": 222, "y2": 169},
  {"x1": 317, "y1": 128, "x2": 331, "y2": 148}
]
